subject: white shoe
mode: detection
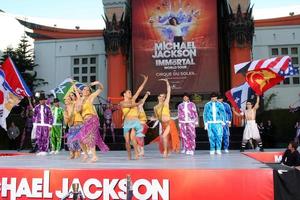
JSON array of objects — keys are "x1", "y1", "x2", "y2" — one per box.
[
  {"x1": 186, "y1": 151, "x2": 190, "y2": 155},
  {"x1": 224, "y1": 149, "x2": 229, "y2": 153},
  {"x1": 36, "y1": 152, "x2": 42, "y2": 156},
  {"x1": 40, "y1": 152, "x2": 48, "y2": 156},
  {"x1": 181, "y1": 150, "x2": 186, "y2": 154},
  {"x1": 55, "y1": 150, "x2": 59, "y2": 154},
  {"x1": 189, "y1": 151, "x2": 194, "y2": 155},
  {"x1": 49, "y1": 151, "x2": 55, "y2": 155},
  {"x1": 216, "y1": 150, "x2": 222, "y2": 155},
  {"x1": 210, "y1": 150, "x2": 215, "y2": 155}
]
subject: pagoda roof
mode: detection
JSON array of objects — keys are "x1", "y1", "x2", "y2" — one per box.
[
  {"x1": 255, "y1": 14, "x2": 300, "y2": 27},
  {"x1": 17, "y1": 19, "x2": 103, "y2": 40}
]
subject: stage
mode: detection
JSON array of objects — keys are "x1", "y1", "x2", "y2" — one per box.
[
  {"x1": 0, "y1": 149, "x2": 270, "y2": 169},
  {"x1": 0, "y1": 147, "x2": 287, "y2": 200}
]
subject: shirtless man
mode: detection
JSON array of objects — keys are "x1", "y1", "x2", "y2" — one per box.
[{"x1": 232, "y1": 96, "x2": 264, "y2": 152}]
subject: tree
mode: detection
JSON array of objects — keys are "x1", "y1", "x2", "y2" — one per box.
[{"x1": 0, "y1": 35, "x2": 47, "y2": 93}]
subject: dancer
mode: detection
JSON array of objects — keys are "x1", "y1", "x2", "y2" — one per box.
[
  {"x1": 101, "y1": 100, "x2": 118, "y2": 143},
  {"x1": 74, "y1": 81, "x2": 109, "y2": 162},
  {"x1": 217, "y1": 95, "x2": 232, "y2": 153},
  {"x1": 153, "y1": 79, "x2": 180, "y2": 158},
  {"x1": 177, "y1": 93, "x2": 198, "y2": 155},
  {"x1": 50, "y1": 98, "x2": 64, "y2": 154},
  {"x1": 120, "y1": 74, "x2": 148, "y2": 160},
  {"x1": 19, "y1": 97, "x2": 34, "y2": 151},
  {"x1": 136, "y1": 91, "x2": 151, "y2": 157},
  {"x1": 232, "y1": 96, "x2": 264, "y2": 152},
  {"x1": 64, "y1": 94, "x2": 82, "y2": 159},
  {"x1": 203, "y1": 92, "x2": 226, "y2": 155},
  {"x1": 32, "y1": 93, "x2": 53, "y2": 156}
]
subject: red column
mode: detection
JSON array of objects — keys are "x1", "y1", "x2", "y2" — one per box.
[
  {"x1": 107, "y1": 52, "x2": 127, "y2": 128},
  {"x1": 230, "y1": 42, "x2": 252, "y2": 126}
]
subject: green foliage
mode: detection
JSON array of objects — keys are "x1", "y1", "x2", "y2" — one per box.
[
  {"x1": 0, "y1": 35, "x2": 48, "y2": 92},
  {"x1": 257, "y1": 109, "x2": 300, "y2": 147},
  {"x1": 264, "y1": 93, "x2": 277, "y2": 110},
  {"x1": 192, "y1": 93, "x2": 202, "y2": 103}
]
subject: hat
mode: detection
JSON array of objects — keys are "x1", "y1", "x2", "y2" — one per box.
[
  {"x1": 38, "y1": 93, "x2": 47, "y2": 101},
  {"x1": 53, "y1": 98, "x2": 59, "y2": 103}
]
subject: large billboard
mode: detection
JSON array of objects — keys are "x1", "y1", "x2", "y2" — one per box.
[{"x1": 132, "y1": 0, "x2": 219, "y2": 95}]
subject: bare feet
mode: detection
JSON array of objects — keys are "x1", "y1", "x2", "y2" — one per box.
[
  {"x1": 82, "y1": 154, "x2": 89, "y2": 162},
  {"x1": 69, "y1": 152, "x2": 75, "y2": 159},
  {"x1": 163, "y1": 150, "x2": 168, "y2": 158},
  {"x1": 74, "y1": 151, "x2": 81, "y2": 159},
  {"x1": 89, "y1": 156, "x2": 98, "y2": 163}
]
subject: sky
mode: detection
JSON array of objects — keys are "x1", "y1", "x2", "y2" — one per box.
[{"x1": 0, "y1": 0, "x2": 300, "y2": 50}]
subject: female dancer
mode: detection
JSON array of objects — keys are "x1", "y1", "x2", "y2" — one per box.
[
  {"x1": 64, "y1": 92, "x2": 82, "y2": 159},
  {"x1": 74, "y1": 81, "x2": 109, "y2": 162},
  {"x1": 120, "y1": 74, "x2": 148, "y2": 160},
  {"x1": 136, "y1": 91, "x2": 151, "y2": 157},
  {"x1": 153, "y1": 79, "x2": 180, "y2": 158}
]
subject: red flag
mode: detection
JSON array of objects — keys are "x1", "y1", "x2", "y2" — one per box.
[
  {"x1": 1, "y1": 57, "x2": 32, "y2": 97},
  {"x1": 246, "y1": 68, "x2": 284, "y2": 95}
]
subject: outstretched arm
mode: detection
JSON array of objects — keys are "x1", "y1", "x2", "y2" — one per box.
[
  {"x1": 120, "y1": 101, "x2": 140, "y2": 108},
  {"x1": 159, "y1": 79, "x2": 171, "y2": 105},
  {"x1": 132, "y1": 74, "x2": 148, "y2": 101},
  {"x1": 140, "y1": 91, "x2": 150, "y2": 105},
  {"x1": 254, "y1": 96, "x2": 260, "y2": 110},
  {"x1": 89, "y1": 81, "x2": 104, "y2": 102},
  {"x1": 232, "y1": 107, "x2": 243, "y2": 117}
]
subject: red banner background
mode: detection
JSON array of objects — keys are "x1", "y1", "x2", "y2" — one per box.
[
  {"x1": 132, "y1": 0, "x2": 219, "y2": 95},
  {"x1": 0, "y1": 168, "x2": 274, "y2": 200}
]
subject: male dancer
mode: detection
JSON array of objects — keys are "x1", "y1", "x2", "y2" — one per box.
[
  {"x1": 218, "y1": 95, "x2": 232, "y2": 153},
  {"x1": 33, "y1": 93, "x2": 53, "y2": 155},
  {"x1": 232, "y1": 96, "x2": 264, "y2": 152},
  {"x1": 50, "y1": 98, "x2": 64, "y2": 154},
  {"x1": 177, "y1": 93, "x2": 198, "y2": 155},
  {"x1": 203, "y1": 92, "x2": 226, "y2": 155}
]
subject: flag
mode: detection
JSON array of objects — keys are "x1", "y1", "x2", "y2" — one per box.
[
  {"x1": 51, "y1": 78, "x2": 86, "y2": 102},
  {"x1": 225, "y1": 82, "x2": 256, "y2": 112},
  {"x1": 245, "y1": 68, "x2": 284, "y2": 95},
  {"x1": 0, "y1": 72, "x2": 21, "y2": 130},
  {"x1": 0, "y1": 57, "x2": 32, "y2": 97},
  {"x1": 234, "y1": 56, "x2": 290, "y2": 75},
  {"x1": 278, "y1": 64, "x2": 299, "y2": 77}
]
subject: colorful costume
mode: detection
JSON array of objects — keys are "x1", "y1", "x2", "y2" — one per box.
[
  {"x1": 178, "y1": 101, "x2": 198, "y2": 153},
  {"x1": 136, "y1": 104, "x2": 149, "y2": 146},
  {"x1": 221, "y1": 102, "x2": 232, "y2": 151},
  {"x1": 51, "y1": 106, "x2": 64, "y2": 151},
  {"x1": 33, "y1": 104, "x2": 53, "y2": 152},
  {"x1": 66, "y1": 104, "x2": 82, "y2": 152},
  {"x1": 154, "y1": 104, "x2": 180, "y2": 153},
  {"x1": 101, "y1": 103, "x2": 118, "y2": 142},
  {"x1": 74, "y1": 101, "x2": 109, "y2": 152},
  {"x1": 122, "y1": 107, "x2": 144, "y2": 138},
  {"x1": 203, "y1": 101, "x2": 226, "y2": 153}
]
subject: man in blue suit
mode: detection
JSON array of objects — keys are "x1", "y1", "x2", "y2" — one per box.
[
  {"x1": 218, "y1": 95, "x2": 232, "y2": 153},
  {"x1": 203, "y1": 92, "x2": 226, "y2": 155}
]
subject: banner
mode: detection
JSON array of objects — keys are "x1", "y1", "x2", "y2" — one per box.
[
  {"x1": 132, "y1": 0, "x2": 219, "y2": 94},
  {"x1": 0, "y1": 168, "x2": 274, "y2": 200},
  {"x1": 243, "y1": 152, "x2": 284, "y2": 163}
]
